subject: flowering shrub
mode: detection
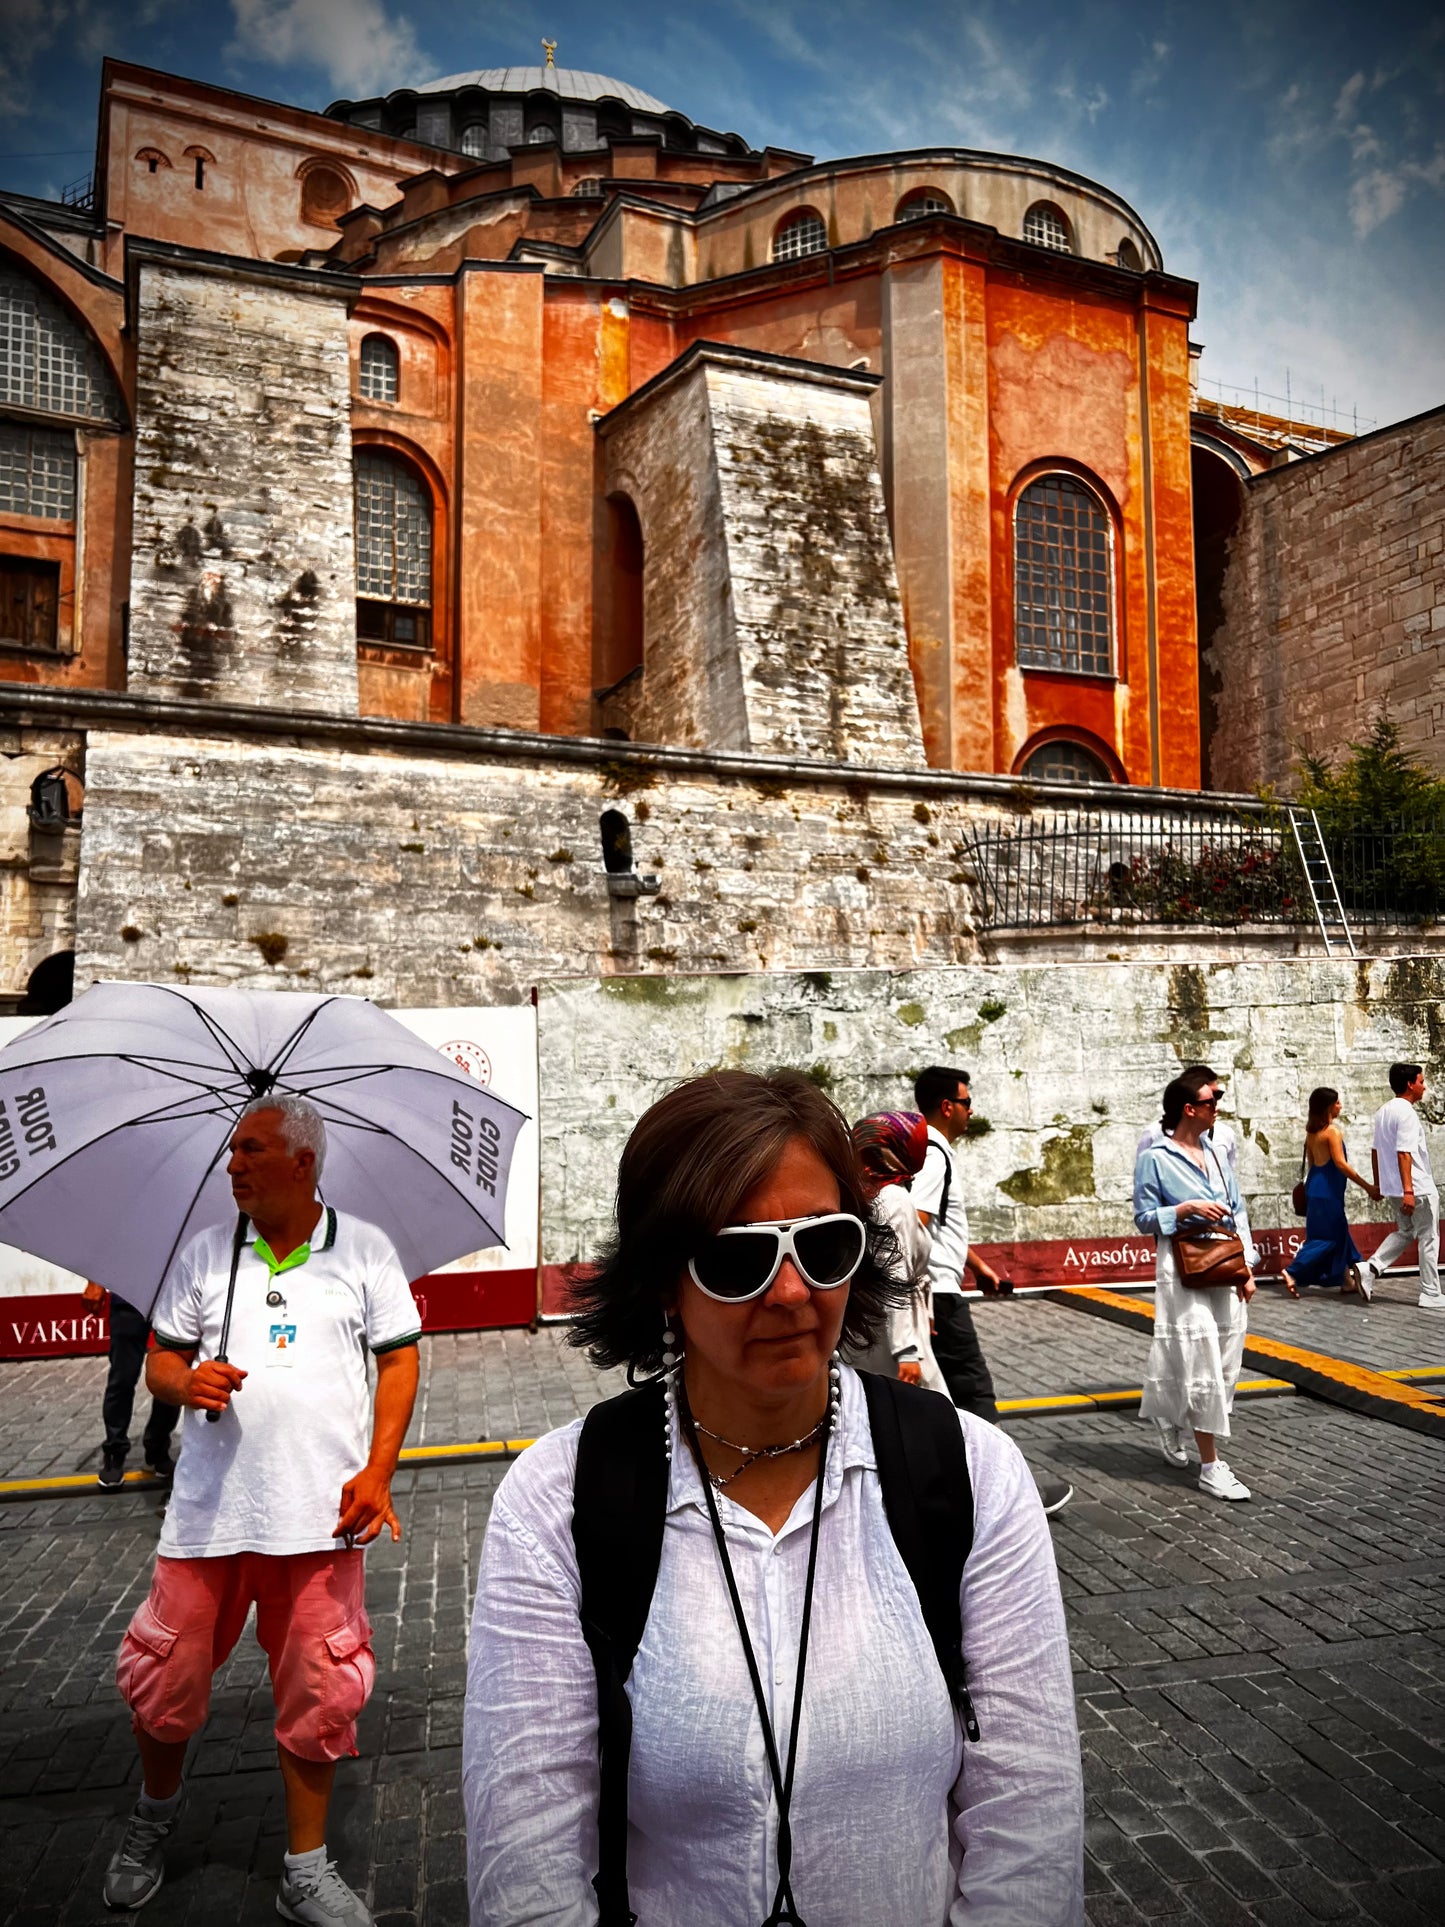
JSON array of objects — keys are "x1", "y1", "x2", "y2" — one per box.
[{"x1": 1092, "y1": 838, "x2": 1299, "y2": 925}]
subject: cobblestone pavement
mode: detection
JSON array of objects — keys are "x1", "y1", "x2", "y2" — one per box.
[{"x1": 2, "y1": 1298, "x2": 1443, "y2": 1925}]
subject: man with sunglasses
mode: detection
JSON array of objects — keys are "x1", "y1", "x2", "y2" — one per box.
[{"x1": 912, "y1": 1067, "x2": 1071, "y2": 1515}]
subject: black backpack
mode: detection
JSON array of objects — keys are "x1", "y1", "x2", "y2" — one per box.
[{"x1": 571, "y1": 1370, "x2": 977, "y2": 1926}]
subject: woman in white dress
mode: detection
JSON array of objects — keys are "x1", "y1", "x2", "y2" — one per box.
[
  {"x1": 850, "y1": 1109, "x2": 948, "y2": 1394},
  {"x1": 1134, "y1": 1071, "x2": 1258, "y2": 1501}
]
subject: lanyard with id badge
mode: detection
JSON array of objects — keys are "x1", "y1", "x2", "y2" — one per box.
[{"x1": 258, "y1": 1229, "x2": 310, "y2": 1369}]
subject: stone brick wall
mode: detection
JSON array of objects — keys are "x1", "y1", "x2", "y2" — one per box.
[
  {"x1": 598, "y1": 344, "x2": 924, "y2": 766},
  {"x1": 1204, "y1": 407, "x2": 1445, "y2": 789},
  {"x1": 73, "y1": 720, "x2": 985, "y2": 1005},
  {"x1": 127, "y1": 255, "x2": 360, "y2": 716},
  {"x1": 536, "y1": 956, "x2": 1445, "y2": 1264}
]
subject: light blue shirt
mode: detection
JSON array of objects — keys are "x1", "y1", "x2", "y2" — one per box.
[{"x1": 1133, "y1": 1131, "x2": 1258, "y2": 1265}]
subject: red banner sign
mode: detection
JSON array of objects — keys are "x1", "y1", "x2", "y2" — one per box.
[{"x1": 0, "y1": 1267, "x2": 539, "y2": 1361}]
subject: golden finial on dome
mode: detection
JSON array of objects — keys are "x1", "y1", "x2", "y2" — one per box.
[{"x1": 542, "y1": 39, "x2": 557, "y2": 67}]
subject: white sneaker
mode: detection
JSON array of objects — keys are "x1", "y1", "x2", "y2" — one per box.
[
  {"x1": 1355, "y1": 1265, "x2": 1373, "y2": 1303},
  {"x1": 1153, "y1": 1419, "x2": 1189, "y2": 1466},
  {"x1": 277, "y1": 1860, "x2": 373, "y2": 1925},
  {"x1": 1418, "y1": 1294, "x2": 1445, "y2": 1311},
  {"x1": 1199, "y1": 1460, "x2": 1251, "y2": 1501}
]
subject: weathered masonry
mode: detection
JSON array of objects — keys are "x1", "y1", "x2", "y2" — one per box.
[
  {"x1": 1203, "y1": 405, "x2": 1445, "y2": 789},
  {"x1": 537, "y1": 957, "x2": 1445, "y2": 1269}
]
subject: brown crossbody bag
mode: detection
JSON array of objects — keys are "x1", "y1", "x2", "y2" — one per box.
[{"x1": 1172, "y1": 1143, "x2": 1251, "y2": 1288}]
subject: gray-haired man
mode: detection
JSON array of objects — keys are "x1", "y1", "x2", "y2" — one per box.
[{"x1": 104, "y1": 1097, "x2": 421, "y2": 1923}]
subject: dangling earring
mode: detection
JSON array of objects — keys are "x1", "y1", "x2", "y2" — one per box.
[{"x1": 661, "y1": 1320, "x2": 681, "y2": 1462}]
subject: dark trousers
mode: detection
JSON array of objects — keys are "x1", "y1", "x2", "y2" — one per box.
[
  {"x1": 931, "y1": 1294, "x2": 998, "y2": 1421},
  {"x1": 102, "y1": 1299, "x2": 181, "y2": 1460}
]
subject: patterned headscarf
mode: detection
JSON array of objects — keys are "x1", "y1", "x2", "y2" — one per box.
[{"x1": 851, "y1": 1109, "x2": 930, "y2": 1184}]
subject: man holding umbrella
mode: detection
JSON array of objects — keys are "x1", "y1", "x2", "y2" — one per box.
[{"x1": 104, "y1": 1094, "x2": 421, "y2": 1924}]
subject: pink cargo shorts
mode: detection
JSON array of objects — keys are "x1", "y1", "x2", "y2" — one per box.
[{"x1": 116, "y1": 1550, "x2": 373, "y2": 1763}]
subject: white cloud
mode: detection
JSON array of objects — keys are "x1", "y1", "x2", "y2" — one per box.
[
  {"x1": 1348, "y1": 167, "x2": 1407, "y2": 237},
  {"x1": 227, "y1": 0, "x2": 427, "y2": 98}
]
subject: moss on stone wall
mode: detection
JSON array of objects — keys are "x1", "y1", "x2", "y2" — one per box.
[{"x1": 999, "y1": 1125, "x2": 1097, "y2": 1205}]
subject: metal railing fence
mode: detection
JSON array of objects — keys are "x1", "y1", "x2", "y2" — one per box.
[{"x1": 962, "y1": 805, "x2": 1445, "y2": 932}]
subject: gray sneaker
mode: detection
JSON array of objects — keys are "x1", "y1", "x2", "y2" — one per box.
[
  {"x1": 103, "y1": 1798, "x2": 182, "y2": 1909},
  {"x1": 277, "y1": 1860, "x2": 373, "y2": 1925}
]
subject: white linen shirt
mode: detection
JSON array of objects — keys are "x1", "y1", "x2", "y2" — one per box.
[
  {"x1": 463, "y1": 1366, "x2": 1084, "y2": 1927},
  {"x1": 151, "y1": 1209, "x2": 421, "y2": 1558},
  {"x1": 912, "y1": 1126, "x2": 970, "y2": 1295},
  {"x1": 1372, "y1": 1097, "x2": 1434, "y2": 1195}
]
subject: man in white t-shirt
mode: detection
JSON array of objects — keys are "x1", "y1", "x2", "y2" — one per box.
[
  {"x1": 911, "y1": 1066, "x2": 998, "y2": 1420},
  {"x1": 105, "y1": 1095, "x2": 421, "y2": 1924},
  {"x1": 1364, "y1": 1063, "x2": 1441, "y2": 1308},
  {"x1": 911, "y1": 1066, "x2": 1072, "y2": 1516}
]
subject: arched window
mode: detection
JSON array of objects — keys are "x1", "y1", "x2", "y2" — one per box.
[
  {"x1": 358, "y1": 334, "x2": 399, "y2": 404},
  {"x1": 1020, "y1": 740, "x2": 1112, "y2": 785},
  {"x1": 354, "y1": 450, "x2": 432, "y2": 649},
  {"x1": 897, "y1": 189, "x2": 953, "y2": 222},
  {"x1": 0, "y1": 264, "x2": 121, "y2": 421},
  {"x1": 1022, "y1": 201, "x2": 1072, "y2": 252},
  {"x1": 300, "y1": 164, "x2": 352, "y2": 227},
  {"x1": 135, "y1": 147, "x2": 171, "y2": 174},
  {"x1": 1116, "y1": 238, "x2": 1143, "y2": 271},
  {"x1": 460, "y1": 124, "x2": 488, "y2": 158},
  {"x1": 529, "y1": 124, "x2": 558, "y2": 145},
  {"x1": 574, "y1": 178, "x2": 605, "y2": 197},
  {"x1": 773, "y1": 210, "x2": 827, "y2": 262},
  {"x1": 1014, "y1": 474, "x2": 1113, "y2": 676}
]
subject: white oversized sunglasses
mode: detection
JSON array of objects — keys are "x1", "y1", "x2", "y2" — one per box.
[{"x1": 687, "y1": 1212, "x2": 867, "y2": 1303}]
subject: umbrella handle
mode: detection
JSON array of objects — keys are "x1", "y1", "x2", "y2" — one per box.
[{"x1": 204, "y1": 1215, "x2": 249, "y2": 1424}]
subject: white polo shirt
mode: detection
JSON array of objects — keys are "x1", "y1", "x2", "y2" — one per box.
[
  {"x1": 1372, "y1": 1097, "x2": 1434, "y2": 1197},
  {"x1": 152, "y1": 1208, "x2": 421, "y2": 1559},
  {"x1": 911, "y1": 1126, "x2": 969, "y2": 1295}
]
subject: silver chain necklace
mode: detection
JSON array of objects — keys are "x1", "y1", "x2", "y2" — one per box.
[{"x1": 692, "y1": 1412, "x2": 829, "y2": 1490}]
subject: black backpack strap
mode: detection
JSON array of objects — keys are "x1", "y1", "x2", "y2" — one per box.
[
  {"x1": 922, "y1": 1136, "x2": 952, "y2": 1229},
  {"x1": 860, "y1": 1371, "x2": 980, "y2": 1741},
  {"x1": 571, "y1": 1380, "x2": 669, "y2": 1927}
]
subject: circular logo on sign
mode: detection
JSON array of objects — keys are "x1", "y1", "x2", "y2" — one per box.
[{"x1": 442, "y1": 1039, "x2": 492, "y2": 1085}]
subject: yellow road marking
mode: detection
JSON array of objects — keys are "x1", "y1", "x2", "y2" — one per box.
[{"x1": 1057, "y1": 1286, "x2": 1445, "y2": 1434}]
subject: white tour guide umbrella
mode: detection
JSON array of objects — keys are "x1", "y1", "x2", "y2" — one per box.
[{"x1": 0, "y1": 981, "x2": 527, "y2": 1318}]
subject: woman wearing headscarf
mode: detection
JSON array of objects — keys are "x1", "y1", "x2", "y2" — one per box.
[
  {"x1": 849, "y1": 1109, "x2": 947, "y2": 1393},
  {"x1": 1134, "y1": 1069, "x2": 1259, "y2": 1501},
  {"x1": 464, "y1": 1069, "x2": 1083, "y2": 1926}
]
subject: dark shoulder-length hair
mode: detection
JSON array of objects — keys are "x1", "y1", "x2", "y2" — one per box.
[
  {"x1": 567, "y1": 1068, "x2": 903, "y2": 1373},
  {"x1": 1306, "y1": 1086, "x2": 1338, "y2": 1134}
]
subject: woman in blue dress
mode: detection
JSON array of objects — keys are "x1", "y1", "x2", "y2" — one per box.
[{"x1": 1281, "y1": 1087, "x2": 1379, "y2": 1298}]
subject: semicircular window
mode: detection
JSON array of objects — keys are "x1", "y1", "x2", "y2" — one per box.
[
  {"x1": 1022, "y1": 201, "x2": 1072, "y2": 252},
  {"x1": 773, "y1": 211, "x2": 827, "y2": 262},
  {"x1": 1021, "y1": 740, "x2": 1112, "y2": 784},
  {"x1": 0, "y1": 265, "x2": 121, "y2": 422}
]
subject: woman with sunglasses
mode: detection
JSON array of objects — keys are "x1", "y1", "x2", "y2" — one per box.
[
  {"x1": 463, "y1": 1069, "x2": 1083, "y2": 1926},
  {"x1": 1134, "y1": 1070, "x2": 1259, "y2": 1501}
]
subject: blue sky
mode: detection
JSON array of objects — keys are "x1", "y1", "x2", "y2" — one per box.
[{"x1": 1, "y1": 0, "x2": 1440, "y2": 430}]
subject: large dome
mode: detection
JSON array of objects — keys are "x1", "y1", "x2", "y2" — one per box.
[{"x1": 417, "y1": 68, "x2": 671, "y2": 114}]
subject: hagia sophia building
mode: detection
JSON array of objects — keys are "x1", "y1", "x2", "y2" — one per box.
[{"x1": 0, "y1": 47, "x2": 1436, "y2": 1015}]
